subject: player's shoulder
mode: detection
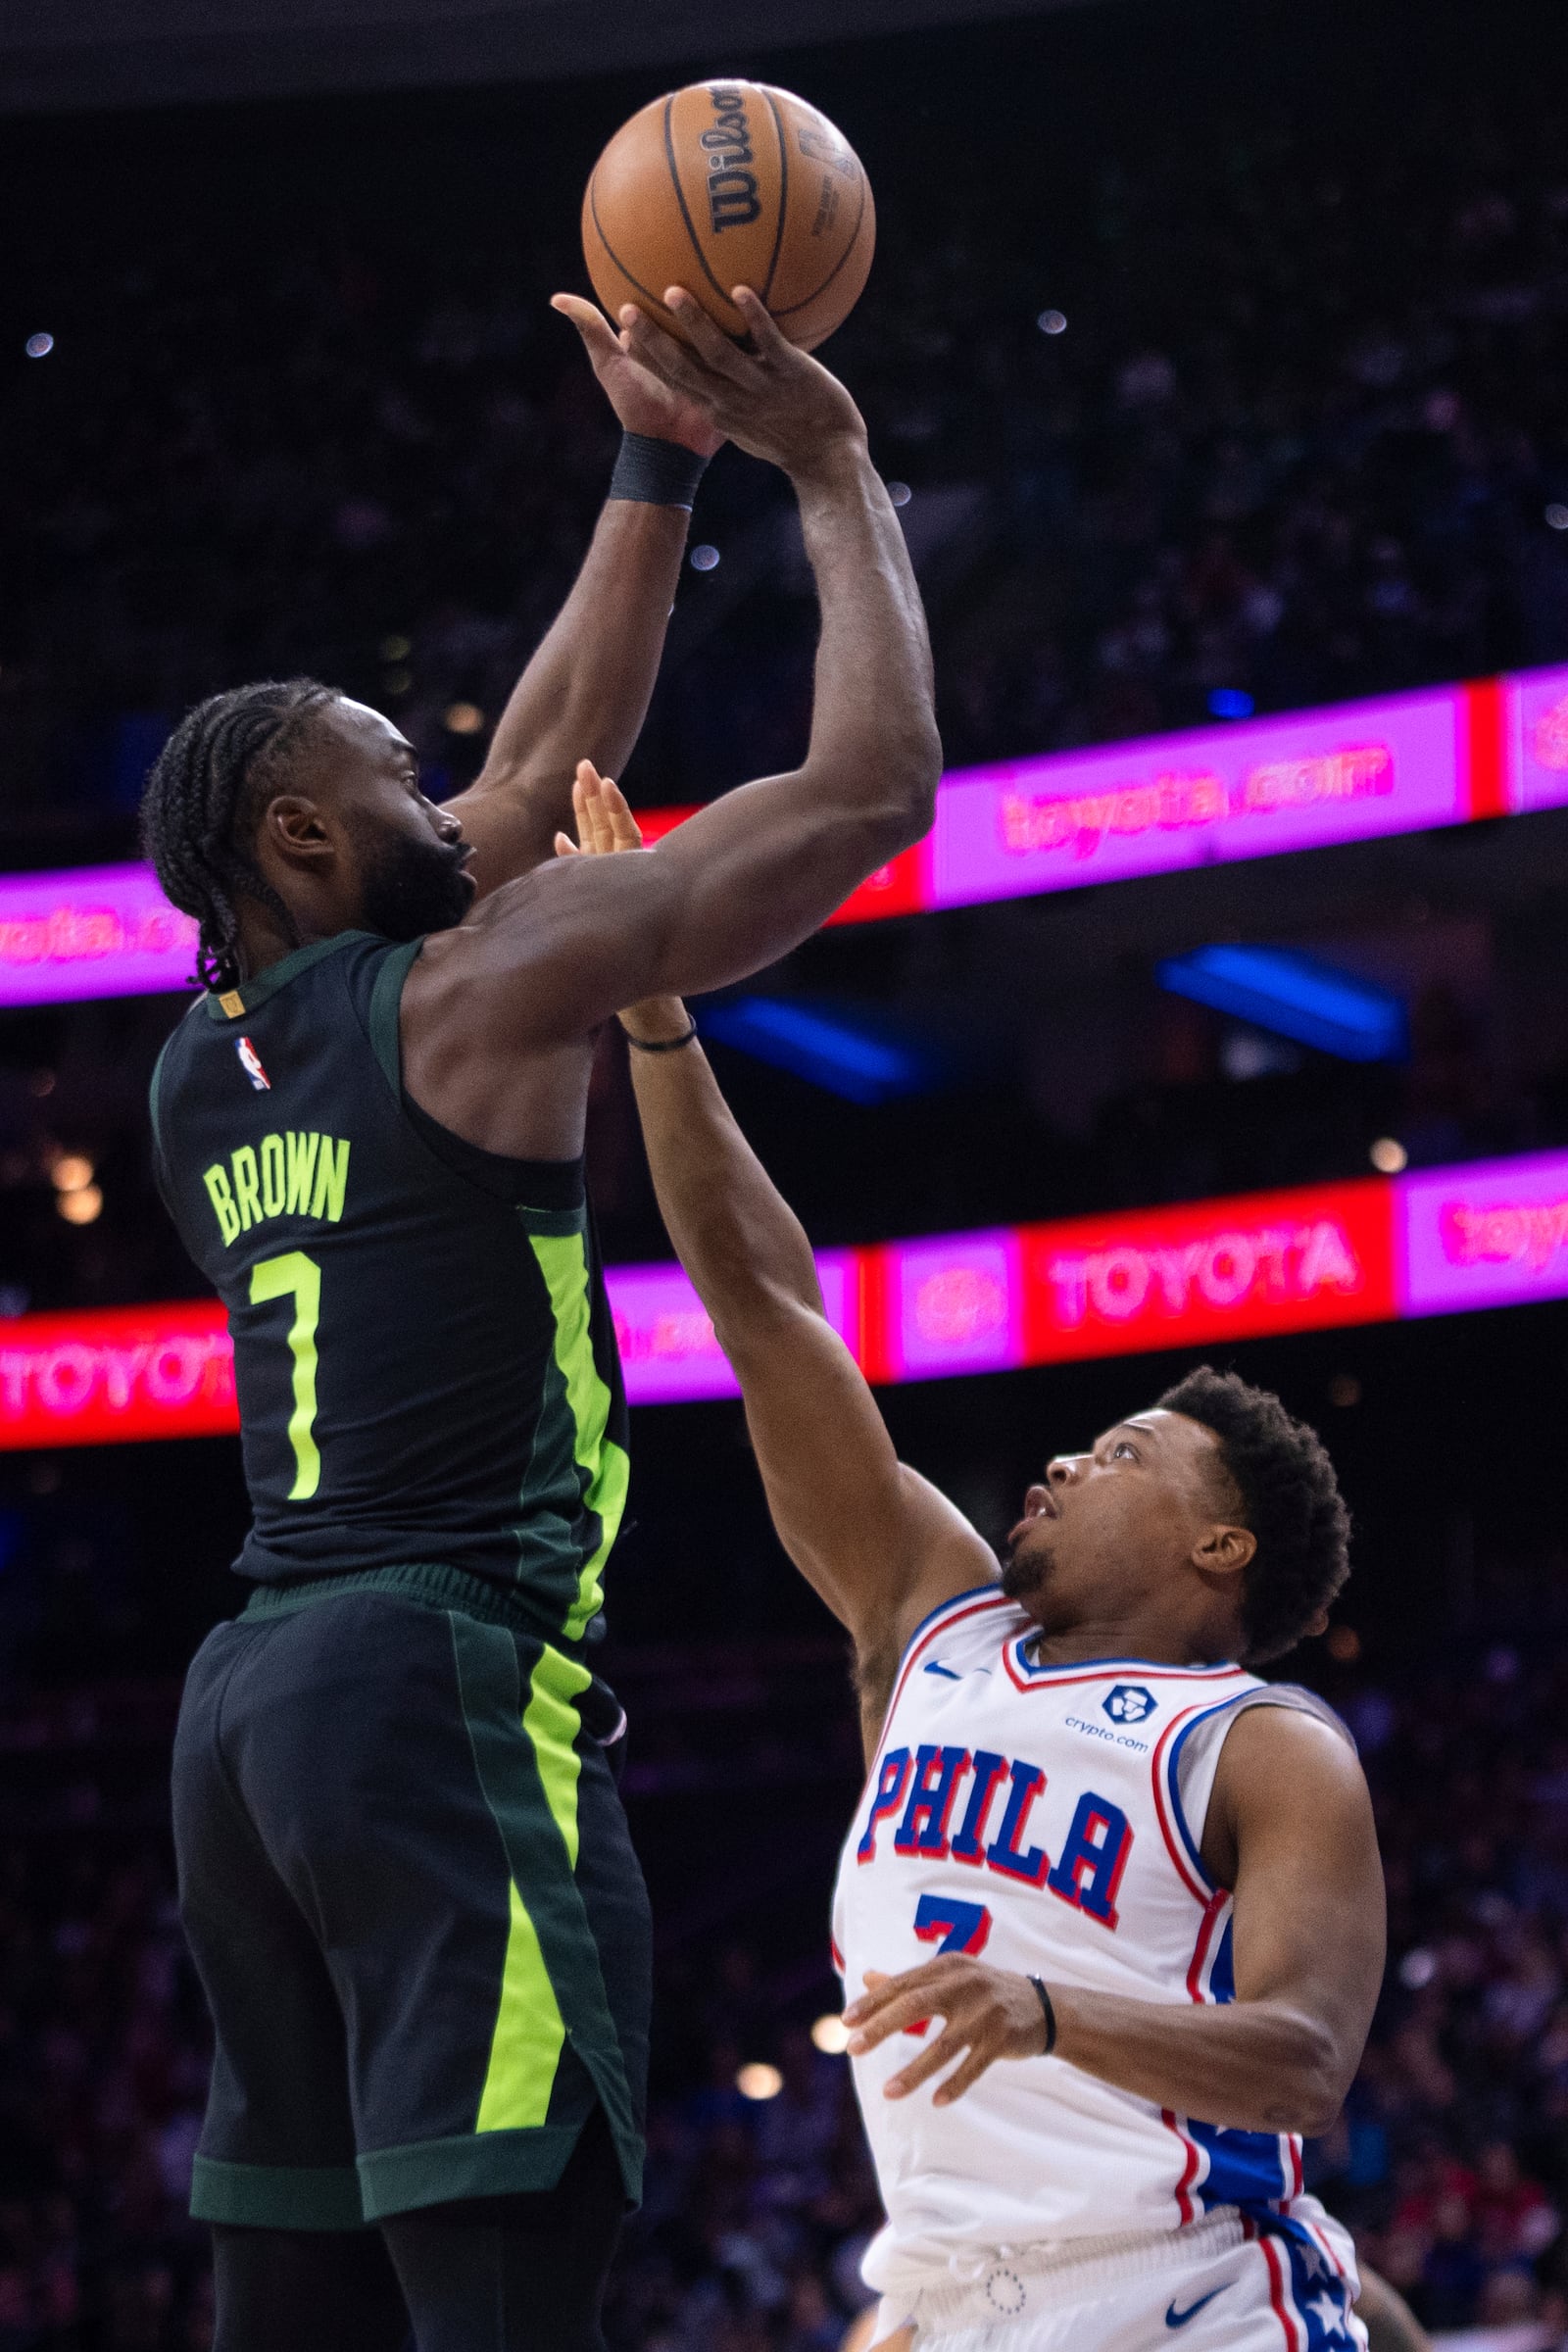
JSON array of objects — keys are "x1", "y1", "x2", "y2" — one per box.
[{"x1": 1214, "y1": 1685, "x2": 1368, "y2": 1803}]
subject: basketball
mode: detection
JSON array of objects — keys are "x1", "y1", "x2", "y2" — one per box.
[{"x1": 582, "y1": 80, "x2": 876, "y2": 352}]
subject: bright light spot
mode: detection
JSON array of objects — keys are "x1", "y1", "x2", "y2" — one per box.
[
  {"x1": 811, "y1": 2014, "x2": 851, "y2": 2055},
  {"x1": 25, "y1": 332, "x2": 54, "y2": 359},
  {"x1": 1546, "y1": 504, "x2": 1568, "y2": 532},
  {"x1": 1326, "y1": 1625, "x2": 1362, "y2": 1665},
  {"x1": 1369, "y1": 1135, "x2": 1407, "y2": 1173},
  {"x1": 690, "y1": 544, "x2": 720, "y2": 572},
  {"x1": 1399, "y1": 1947, "x2": 1437, "y2": 1990},
  {"x1": 735, "y1": 2062, "x2": 782, "y2": 2101},
  {"x1": 52, "y1": 1154, "x2": 95, "y2": 1194},
  {"x1": 444, "y1": 702, "x2": 485, "y2": 736},
  {"x1": 1327, "y1": 1374, "x2": 1361, "y2": 1409},
  {"x1": 57, "y1": 1184, "x2": 103, "y2": 1226},
  {"x1": 1037, "y1": 310, "x2": 1067, "y2": 335},
  {"x1": 380, "y1": 634, "x2": 412, "y2": 662},
  {"x1": 1207, "y1": 688, "x2": 1253, "y2": 720},
  {"x1": 887, "y1": 481, "x2": 912, "y2": 509}
]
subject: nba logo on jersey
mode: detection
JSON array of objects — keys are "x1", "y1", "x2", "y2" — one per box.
[{"x1": 236, "y1": 1037, "x2": 270, "y2": 1092}]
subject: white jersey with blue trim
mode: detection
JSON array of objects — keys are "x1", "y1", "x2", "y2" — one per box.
[{"x1": 830, "y1": 1583, "x2": 1349, "y2": 2295}]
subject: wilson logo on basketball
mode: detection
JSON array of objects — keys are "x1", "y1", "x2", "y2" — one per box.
[{"x1": 703, "y1": 86, "x2": 761, "y2": 231}]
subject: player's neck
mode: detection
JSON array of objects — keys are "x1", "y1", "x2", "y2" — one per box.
[
  {"x1": 1025, "y1": 1612, "x2": 1239, "y2": 1671},
  {"x1": 233, "y1": 904, "x2": 318, "y2": 980}
]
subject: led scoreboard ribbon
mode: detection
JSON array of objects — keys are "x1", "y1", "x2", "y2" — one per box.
[
  {"x1": 5, "y1": 1146, "x2": 1568, "y2": 1444},
  {"x1": 5, "y1": 664, "x2": 1568, "y2": 1006}
]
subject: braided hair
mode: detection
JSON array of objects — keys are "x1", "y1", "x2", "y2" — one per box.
[{"x1": 140, "y1": 679, "x2": 338, "y2": 992}]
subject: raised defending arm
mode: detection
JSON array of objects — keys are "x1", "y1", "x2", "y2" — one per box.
[{"x1": 561, "y1": 783, "x2": 992, "y2": 1741}]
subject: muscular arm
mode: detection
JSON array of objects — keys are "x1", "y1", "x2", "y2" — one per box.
[
  {"x1": 439, "y1": 295, "x2": 717, "y2": 892},
  {"x1": 625, "y1": 992, "x2": 993, "y2": 1736},
  {"x1": 405, "y1": 299, "x2": 943, "y2": 1155},
  {"x1": 844, "y1": 1706, "x2": 1386, "y2": 2137},
  {"x1": 443, "y1": 498, "x2": 692, "y2": 893}
]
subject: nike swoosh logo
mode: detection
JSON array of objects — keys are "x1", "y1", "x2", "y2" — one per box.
[{"x1": 1165, "y1": 2285, "x2": 1230, "y2": 2328}]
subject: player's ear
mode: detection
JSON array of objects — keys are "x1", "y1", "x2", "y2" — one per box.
[
  {"x1": 1193, "y1": 1523, "x2": 1256, "y2": 1578},
  {"x1": 262, "y1": 794, "x2": 334, "y2": 863}
]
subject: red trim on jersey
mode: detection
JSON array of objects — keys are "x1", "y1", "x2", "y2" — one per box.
[
  {"x1": 1258, "y1": 2228, "x2": 1304, "y2": 2351},
  {"x1": 1300, "y1": 2211, "x2": 1345, "y2": 2277},
  {"x1": 830, "y1": 1936, "x2": 846, "y2": 1977},
  {"x1": 846, "y1": 1592, "x2": 1019, "y2": 1858},
  {"x1": 1002, "y1": 1644, "x2": 1248, "y2": 1696},
  {"x1": 1152, "y1": 1703, "x2": 1221, "y2": 1904},
  {"x1": 1162, "y1": 2108, "x2": 1200, "y2": 2226},
  {"x1": 878, "y1": 1593, "x2": 1017, "y2": 1757},
  {"x1": 1186, "y1": 1889, "x2": 1229, "y2": 2002}
]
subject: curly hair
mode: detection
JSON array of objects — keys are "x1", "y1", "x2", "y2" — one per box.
[
  {"x1": 139, "y1": 679, "x2": 337, "y2": 992},
  {"x1": 1155, "y1": 1364, "x2": 1350, "y2": 1664}
]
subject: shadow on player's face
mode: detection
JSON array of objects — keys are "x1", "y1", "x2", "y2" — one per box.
[
  {"x1": 282, "y1": 697, "x2": 477, "y2": 941},
  {"x1": 1000, "y1": 1407, "x2": 1239, "y2": 1639}
]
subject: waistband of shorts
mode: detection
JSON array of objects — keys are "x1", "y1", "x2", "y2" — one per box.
[
  {"x1": 892, "y1": 2210, "x2": 1248, "y2": 2328},
  {"x1": 238, "y1": 1561, "x2": 568, "y2": 1642}
]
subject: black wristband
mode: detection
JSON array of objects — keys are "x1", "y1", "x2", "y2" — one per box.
[
  {"x1": 1028, "y1": 1975, "x2": 1057, "y2": 2056},
  {"x1": 622, "y1": 1017, "x2": 699, "y2": 1054},
  {"x1": 609, "y1": 431, "x2": 710, "y2": 512}
]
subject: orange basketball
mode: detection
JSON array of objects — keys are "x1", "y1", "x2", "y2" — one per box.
[{"x1": 582, "y1": 80, "x2": 875, "y2": 353}]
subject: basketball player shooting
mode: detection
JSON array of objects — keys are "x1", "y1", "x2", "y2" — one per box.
[
  {"x1": 572, "y1": 789, "x2": 1388, "y2": 2352},
  {"x1": 140, "y1": 289, "x2": 939, "y2": 2352}
]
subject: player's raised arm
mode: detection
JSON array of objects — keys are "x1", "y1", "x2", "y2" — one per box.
[
  {"x1": 436, "y1": 294, "x2": 722, "y2": 893},
  {"x1": 842, "y1": 1700, "x2": 1386, "y2": 2135},
  {"x1": 407, "y1": 290, "x2": 943, "y2": 1042},
  {"x1": 561, "y1": 783, "x2": 994, "y2": 1736}
]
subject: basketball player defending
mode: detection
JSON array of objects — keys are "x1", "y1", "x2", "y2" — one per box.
[
  {"x1": 141, "y1": 290, "x2": 939, "y2": 2352},
  {"x1": 578, "y1": 788, "x2": 1387, "y2": 2352}
]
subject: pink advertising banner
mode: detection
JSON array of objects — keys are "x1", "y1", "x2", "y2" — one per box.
[
  {"x1": 1506, "y1": 665, "x2": 1568, "y2": 816},
  {"x1": 0, "y1": 863, "x2": 199, "y2": 1007},
  {"x1": 7, "y1": 664, "x2": 1568, "y2": 1008},
  {"x1": 610, "y1": 1250, "x2": 855, "y2": 1405},
  {"x1": 930, "y1": 682, "x2": 1469, "y2": 907},
  {"x1": 1398, "y1": 1148, "x2": 1568, "y2": 1319}
]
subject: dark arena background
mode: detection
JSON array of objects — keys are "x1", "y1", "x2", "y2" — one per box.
[{"x1": 7, "y1": 0, "x2": 1568, "y2": 2342}]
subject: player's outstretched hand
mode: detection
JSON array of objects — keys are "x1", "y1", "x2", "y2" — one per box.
[
  {"x1": 617, "y1": 286, "x2": 867, "y2": 480},
  {"x1": 551, "y1": 294, "x2": 724, "y2": 461},
  {"x1": 844, "y1": 1958, "x2": 1051, "y2": 2105},
  {"x1": 552, "y1": 760, "x2": 646, "y2": 861},
  {"x1": 554, "y1": 765, "x2": 692, "y2": 1045}
]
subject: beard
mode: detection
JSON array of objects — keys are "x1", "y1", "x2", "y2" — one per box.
[
  {"x1": 999, "y1": 1524, "x2": 1051, "y2": 1602},
  {"x1": 355, "y1": 819, "x2": 475, "y2": 941}
]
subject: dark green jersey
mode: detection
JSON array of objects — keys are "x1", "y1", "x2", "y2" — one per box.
[{"x1": 149, "y1": 931, "x2": 627, "y2": 1645}]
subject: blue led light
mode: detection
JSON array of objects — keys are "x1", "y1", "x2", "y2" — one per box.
[
  {"x1": 700, "y1": 998, "x2": 934, "y2": 1103},
  {"x1": 1207, "y1": 688, "x2": 1254, "y2": 719},
  {"x1": 1156, "y1": 945, "x2": 1407, "y2": 1062}
]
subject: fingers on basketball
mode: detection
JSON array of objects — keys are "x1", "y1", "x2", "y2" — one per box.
[{"x1": 582, "y1": 82, "x2": 875, "y2": 353}]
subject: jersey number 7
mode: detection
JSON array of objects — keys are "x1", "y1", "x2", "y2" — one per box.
[
  {"x1": 250, "y1": 1250, "x2": 322, "y2": 1499},
  {"x1": 905, "y1": 1893, "x2": 992, "y2": 2035}
]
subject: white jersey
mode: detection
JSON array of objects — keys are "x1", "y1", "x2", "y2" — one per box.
[{"x1": 831, "y1": 1583, "x2": 1352, "y2": 2298}]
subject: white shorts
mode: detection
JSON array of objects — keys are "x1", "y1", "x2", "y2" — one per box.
[{"x1": 883, "y1": 2204, "x2": 1368, "y2": 2352}]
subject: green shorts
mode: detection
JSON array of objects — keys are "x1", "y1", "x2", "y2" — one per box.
[{"x1": 171, "y1": 1564, "x2": 649, "y2": 2230}]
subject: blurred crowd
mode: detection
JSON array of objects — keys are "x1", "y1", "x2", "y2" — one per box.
[
  {"x1": 7, "y1": 1636, "x2": 1568, "y2": 2346},
  {"x1": 4, "y1": 8, "x2": 1568, "y2": 830}
]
